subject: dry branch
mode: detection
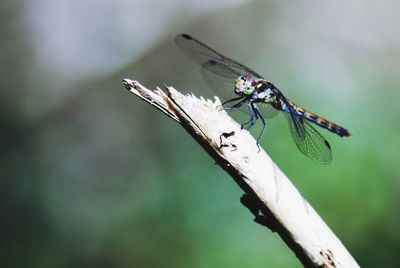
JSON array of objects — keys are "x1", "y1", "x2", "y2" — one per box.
[{"x1": 122, "y1": 78, "x2": 359, "y2": 268}]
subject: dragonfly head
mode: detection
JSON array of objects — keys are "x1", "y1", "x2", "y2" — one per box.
[{"x1": 235, "y1": 75, "x2": 257, "y2": 96}]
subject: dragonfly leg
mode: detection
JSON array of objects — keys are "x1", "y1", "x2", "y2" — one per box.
[
  {"x1": 223, "y1": 98, "x2": 247, "y2": 110},
  {"x1": 254, "y1": 105, "x2": 267, "y2": 150},
  {"x1": 241, "y1": 102, "x2": 257, "y2": 129},
  {"x1": 242, "y1": 102, "x2": 258, "y2": 130},
  {"x1": 218, "y1": 96, "x2": 245, "y2": 110}
]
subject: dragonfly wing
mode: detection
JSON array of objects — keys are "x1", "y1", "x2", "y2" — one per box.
[
  {"x1": 201, "y1": 59, "x2": 242, "y2": 79},
  {"x1": 200, "y1": 63, "x2": 237, "y2": 100},
  {"x1": 175, "y1": 34, "x2": 225, "y2": 65},
  {"x1": 284, "y1": 112, "x2": 332, "y2": 164},
  {"x1": 256, "y1": 103, "x2": 279, "y2": 118},
  {"x1": 175, "y1": 34, "x2": 264, "y2": 79}
]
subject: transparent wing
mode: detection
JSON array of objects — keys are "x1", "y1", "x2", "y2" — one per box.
[
  {"x1": 256, "y1": 103, "x2": 279, "y2": 119},
  {"x1": 284, "y1": 112, "x2": 332, "y2": 164},
  {"x1": 200, "y1": 61, "x2": 238, "y2": 100},
  {"x1": 175, "y1": 34, "x2": 264, "y2": 80}
]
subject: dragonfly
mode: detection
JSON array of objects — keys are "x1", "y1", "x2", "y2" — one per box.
[{"x1": 175, "y1": 33, "x2": 350, "y2": 164}]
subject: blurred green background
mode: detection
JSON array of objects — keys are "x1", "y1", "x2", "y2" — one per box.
[{"x1": 1, "y1": 0, "x2": 399, "y2": 267}]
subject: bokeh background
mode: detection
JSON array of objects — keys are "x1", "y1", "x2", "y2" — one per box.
[{"x1": 2, "y1": 0, "x2": 399, "y2": 267}]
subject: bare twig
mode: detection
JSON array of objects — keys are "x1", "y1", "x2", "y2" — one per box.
[{"x1": 123, "y1": 79, "x2": 360, "y2": 268}]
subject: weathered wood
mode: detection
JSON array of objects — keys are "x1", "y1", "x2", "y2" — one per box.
[{"x1": 123, "y1": 79, "x2": 360, "y2": 268}]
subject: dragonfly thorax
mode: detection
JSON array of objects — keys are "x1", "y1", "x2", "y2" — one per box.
[{"x1": 256, "y1": 81, "x2": 277, "y2": 103}]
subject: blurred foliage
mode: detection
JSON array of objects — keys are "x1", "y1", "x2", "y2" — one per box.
[{"x1": 1, "y1": 0, "x2": 399, "y2": 267}]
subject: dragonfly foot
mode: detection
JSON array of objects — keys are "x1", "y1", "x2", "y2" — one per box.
[
  {"x1": 256, "y1": 142, "x2": 261, "y2": 153},
  {"x1": 216, "y1": 105, "x2": 224, "y2": 111}
]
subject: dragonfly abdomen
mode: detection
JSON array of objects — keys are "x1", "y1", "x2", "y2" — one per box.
[{"x1": 288, "y1": 100, "x2": 351, "y2": 137}]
